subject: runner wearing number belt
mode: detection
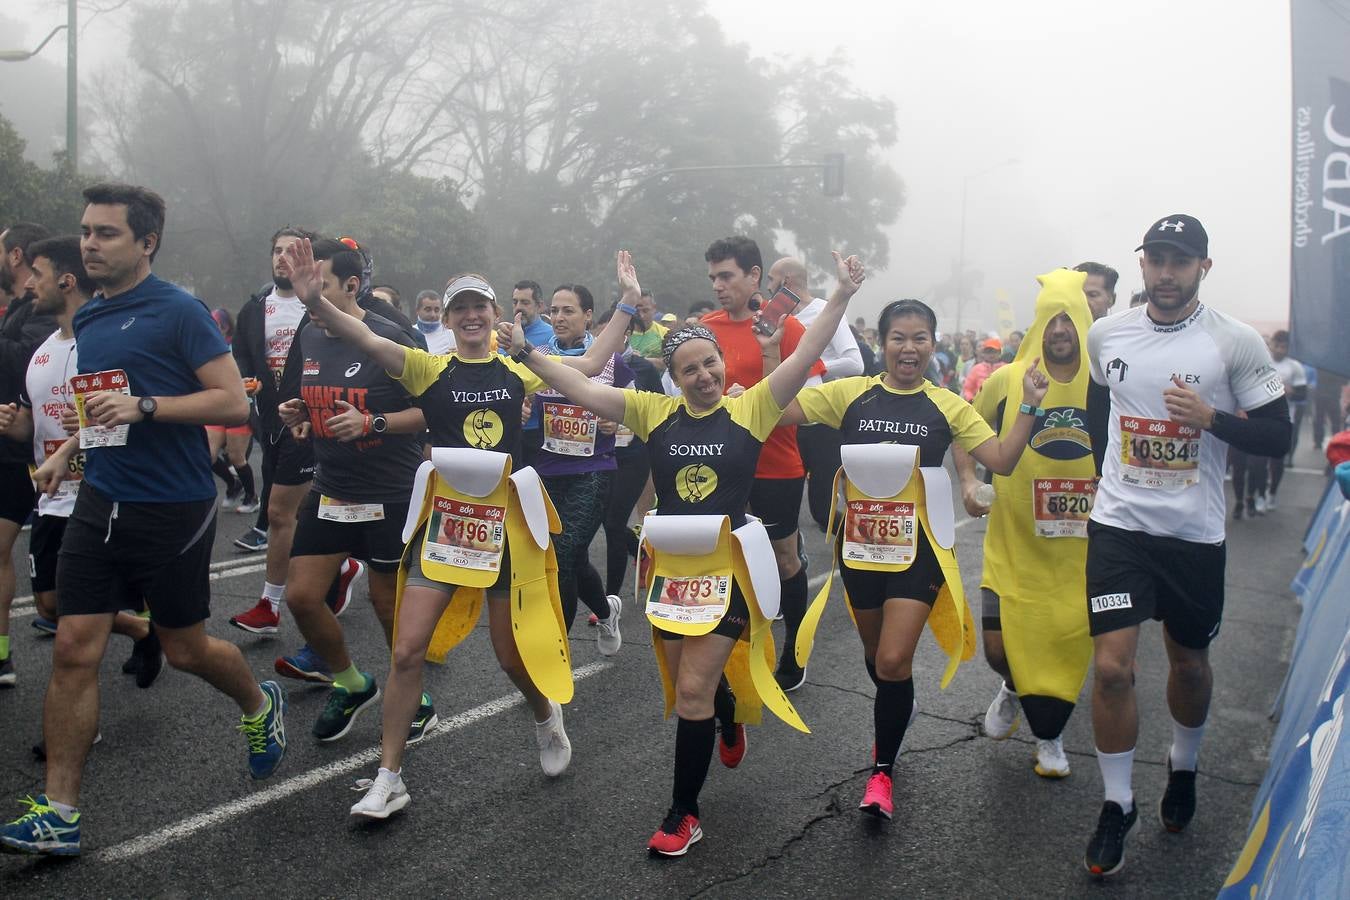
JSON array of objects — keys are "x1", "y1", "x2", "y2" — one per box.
[
  {"x1": 508, "y1": 250, "x2": 865, "y2": 858},
  {"x1": 954, "y1": 269, "x2": 1107, "y2": 779},
  {"x1": 780, "y1": 298, "x2": 1048, "y2": 821},
  {"x1": 530, "y1": 284, "x2": 633, "y2": 653},
  {"x1": 1081, "y1": 215, "x2": 1290, "y2": 877},
  {"x1": 279, "y1": 239, "x2": 638, "y2": 820},
  {"x1": 272, "y1": 238, "x2": 429, "y2": 745}
]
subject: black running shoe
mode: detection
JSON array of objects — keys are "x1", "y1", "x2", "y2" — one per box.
[
  {"x1": 1084, "y1": 801, "x2": 1137, "y2": 877},
  {"x1": 774, "y1": 659, "x2": 806, "y2": 693},
  {"x1": 133, "y1": 631, "x2": 163, "y2": 689},
  {"x1": 1159, "y1": 762, "x2": 1197, "y2": 833}
]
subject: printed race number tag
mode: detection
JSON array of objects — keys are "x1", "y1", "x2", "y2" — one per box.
[
  {"x1": 316, "y1": 496, "x2": 385, "y2": 523},
  {"x1": 842, "y1": 499, "x2": 916, "y2": 565},
  {"x1": 1119, "y1": 416, "x2": 1200, "y2": 488},
  {"x1": 1032, "y1": 478, "x2": 1096, "y2": 538},
  {"x1": 423, "y1": 495, "x2": 506, "y2": 571},
  {"x1": 646, "y1": 574, "x2": 731, "y2": 626},
  {"x1": 614, "y1": 424, "x2": 635, "y2": 448},
  {"x1": 69, "y1": 369, "x2": 131, "y2": 449},
  {"x1": 541, "y1": 401, "x2": 597, "y2": 457}
]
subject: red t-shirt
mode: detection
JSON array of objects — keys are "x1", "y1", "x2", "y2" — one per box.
[{"x1": 700, "y1": 310, "x2": 825, "y2": 479}]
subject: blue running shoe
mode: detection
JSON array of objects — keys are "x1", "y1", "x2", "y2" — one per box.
[
  {"x1": 0, "y1": 794, "x2": 81, "y2": 856},
  {"x1": 30, "y1": 617, "x2": 58, "y2": 637},
  {"x1": 274, "y1": 645, "x2": 332, "y2": 684},
  {"x1": 240, "y1": 681, "x2": 287, "y2": 779}
]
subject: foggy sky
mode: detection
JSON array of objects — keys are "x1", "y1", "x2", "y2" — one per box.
[{"x1": 3, "y1": 0, "x2": 1293, "y2": 335}]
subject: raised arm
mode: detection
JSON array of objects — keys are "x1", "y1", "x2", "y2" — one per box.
[
  {"x1": 281, "y1": 237, "x2": 411, "y2": 377},
  {"x1": 965, "y1": 360, "x2": 1050, "y2": 475},
  {"x1": 764, "y1": 252, "x2": 865, "y2": 409},
  {"x1": 507, "y1": 326, "x2": 629, "y2": 424},
  {"x1": 564, "y1": 250, "x2": 640, "y2": 376}
]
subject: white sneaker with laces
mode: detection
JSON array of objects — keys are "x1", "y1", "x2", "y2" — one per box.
[
  {"x1": 983, "y1": 682, "x2": 1020, "y2": 740},
  {"x1": 350, "y1": 768, "x2": 410, "y2": 819},
  {"x1": 535, "y1": 700, "x2": 572, "y2": 777},
  {"x1": 596, "y1": 595, "x2": 623, "y2": 656},
  {"x1": 1253, "y1": 493, "x2": 1268, "y2": 515},
  {"x1": 1265, "y1": 494, "x2": 1279, "y2": 511},
  {"x1": 1034, "y1": 737, "x2": 1071, "y2": 778}
]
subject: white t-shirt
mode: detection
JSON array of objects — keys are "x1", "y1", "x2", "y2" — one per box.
[
  {"x1": 1272, "y1": 356, "x2": 1307, "y2": 419},
  {"x1": 264, "y1": 291, "x2": 306, "y2": 387},
  {"x1": 420, "y1": 324, "x2": 456, "y2": 355},
  {"x1": 1088, "y1": 303, "x2": 1283, "y2": 544},
  {"x1": 795, "y1": 297, "x2": 863, "y2": 381},
  {"x1": 20, "y1": 331, "x2": 82, "y2": 517}
]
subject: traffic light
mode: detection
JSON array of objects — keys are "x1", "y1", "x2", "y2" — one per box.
[{"x1": 822, "y1": 153, "x2": 845, "y2": 197}]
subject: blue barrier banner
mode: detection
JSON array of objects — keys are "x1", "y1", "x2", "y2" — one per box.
[
  {"x1": 1222, "y1": 499, "x2": 1350, "y2": 897},
  {"x1": 1290, "y1": 0, "x2": 1350, "y2": 378}
]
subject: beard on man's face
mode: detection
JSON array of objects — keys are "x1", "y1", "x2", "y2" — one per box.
[{"x1": 273, "y1": 275, "x2": 293, "y2": 291}]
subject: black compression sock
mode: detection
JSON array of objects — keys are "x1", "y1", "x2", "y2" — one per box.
[
  {"x1": 212, "y1": 457, "x2": 239, "y2": 492},
  {"x1": 672, "y1": 716, "x2": 716, "y2": 818},
  {"x1": 778, "y1": 566, "x2": 808, "y2": 669},
  {"x1": 713, "y1": 676, "x2": 737, "y2": 741},
  {"x1": 236, "y1": 463, "x2": 256, "y2": 501},
  {"x1": 874, "y1": 676, "x2": 915, "y2": 769}
]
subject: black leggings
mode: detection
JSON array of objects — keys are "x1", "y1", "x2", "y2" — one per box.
[
  {"x1": 604, "y1": 447, "x2": 650, "y2": 596},
  {"x1": 542, "y1": 470, "x2": 613, "y2": 629}
]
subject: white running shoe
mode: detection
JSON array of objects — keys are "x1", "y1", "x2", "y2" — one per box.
[
  {"x1": 350, "y1": 768, "x2": 410, "y2": 819},
  {"x1": 983, "y1": 682, "x2": 1020, "y2": 740},
  {"x1": 1265, "y1": 494, "x2": 1279, "y2": 511},
  {"x1": 535, "y1": 700, "x2": 572, "y2": 777},
  {"x1": 1253, "y1": 493, "x2": 1268, "y2": 515},
  {"x1": 596, "y1": 594, "x2": 622, "y2": 657},
  {"x1": 1034, "y1": 737, "x2": 1071, "y2": 778}
]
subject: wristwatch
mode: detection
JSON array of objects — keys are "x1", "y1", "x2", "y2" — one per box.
[
  {"x1": 371, "y1": 414, "x2": 388, "y2": 434},
  {"x1": 513, "y1": 341, "x2": 535, "y2": 364},
  {"x1": 1017, "y1": 402, "x2": 1044, "y2": 417},
  {"x1": 137, "y1": 396, "x2": 158, "y2": 421}
]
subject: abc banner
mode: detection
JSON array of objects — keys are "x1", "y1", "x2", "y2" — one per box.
[{"x1": 1290, "y1": 0, "x2": 1350, "y2": 377}]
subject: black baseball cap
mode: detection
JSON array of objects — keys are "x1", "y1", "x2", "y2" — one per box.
[{"x1": 1136, "y1": 214, "x2": 1208, "y2": 258}]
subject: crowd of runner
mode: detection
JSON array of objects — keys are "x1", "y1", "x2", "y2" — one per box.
[{"x1": 1, "y1": 185, "x2": 1343, "y2": 879}]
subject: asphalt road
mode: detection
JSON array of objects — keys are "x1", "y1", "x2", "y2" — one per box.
[{"x1": 0, "y1": 439, "x2": 1326, "y2": 898}]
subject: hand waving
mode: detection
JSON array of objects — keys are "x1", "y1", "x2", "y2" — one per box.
[
  {"x1": 616, "y1": 250, "x2": 641, "y2": 300},
  {"x1": 281, "y1": 237, "x2": 324, "y2": 307}
]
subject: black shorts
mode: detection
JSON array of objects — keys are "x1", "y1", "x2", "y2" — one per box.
[
  {"x1": 261, "y1": 431, "x2": 315, "y2": 488},
  {"x1": 840, "y1": 527, "x2": 945, "y2": 610},
  {"x1": 290, "y1": 491, "x2": 409, "y2": 573},
  {"x1": 654, "y1": 580, "x2": 751, "y2": 642},
  {"x1": 981, "y1": 587, "x2": 1002, "y2": 631},
  {"x1": 57, "y1": 485, "x2": 215, "y2": 628},
  {"x1": 0, "y1": 461, "x2": 35, "y2": 525},
  {"x1": 1086, "y1": 520, "x2": 1226, "y2": 650},
  {"x1": 28, "y1": 513, "x2": 67, "y2": 593},
  {"x1": 748, "y1": 476, "x2": 805, "y2": 541}
]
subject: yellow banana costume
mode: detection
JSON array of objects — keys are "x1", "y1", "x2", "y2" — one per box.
[
  {"x1": 641, "y1": 514, "x2": 808, "y2": 733},
  {"x1": 974, "y1": 268, "x2": 1096, "y2": 716},
  {"x1": 396, "y1": 447, "x2": 572, "y2": 703},
  {"x1": 796, "y1": 443, "x2": 976, "y2": 688}
]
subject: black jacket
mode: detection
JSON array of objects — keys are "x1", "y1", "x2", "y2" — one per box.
[{"x1": 0, "y1": 291, "x2": 57, "y2": 464}]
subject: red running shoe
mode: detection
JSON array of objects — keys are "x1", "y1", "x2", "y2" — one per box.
[
  {"x1": 230, "y1": 598, "x2": 280, "y2": 635},
  {"x1": 859, "y1": 770, "x2": 893, "y2": 820},
  {"x1": 329, "y1": 558, "x2": 365, "y2": 618},
  {"x1": 647, "y1": 809, "x2": 702, "y2": 857},
  {"x1": 718, "y1": 723, "x2": 746, "y2": 769}
]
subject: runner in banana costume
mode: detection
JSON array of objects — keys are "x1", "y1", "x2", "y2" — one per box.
[
  {"x1": 779, "y1": 298, "x2": 1049, "y2": 820},
  {"x1": 279, "y1": 238, "x2": 640, "y2": 820},
  {"x1": 505, "y1": 250, "x2": 865, "y2": 858},
  {"x1": 956, "y1": 268, "x2": 1102, "y2": 779}
]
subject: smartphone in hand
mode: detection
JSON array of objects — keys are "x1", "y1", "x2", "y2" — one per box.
[{"x1": 752, "y1": 286, "x2": 801, "y2": 335}]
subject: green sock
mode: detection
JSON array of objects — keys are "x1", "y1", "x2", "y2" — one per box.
[
  {"x1": 242, "y1": 692, "x2": 271, "y2": 722},
  {"x1": 0, "y1": 634, "x2": 10, "y2": 660},
  {"x1": 333, "y1": 664, "x2": 368, "y2": 694}
]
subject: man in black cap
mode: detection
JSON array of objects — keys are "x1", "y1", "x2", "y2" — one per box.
[{"x1": 1080, "y1": 214, "x2": 1291, "y2": 877}]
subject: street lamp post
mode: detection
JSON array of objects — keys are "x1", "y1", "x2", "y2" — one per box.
[
  {"x1": 0, "y1": 1, "x2": 77, "y2": 170},
  {"x1": 954, "y1": 157, "x2": 1017, "y2": 334}
]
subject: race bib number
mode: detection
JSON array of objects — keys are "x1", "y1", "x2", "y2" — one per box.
[
  {"x1": 1032, "y1": 478, "x2": 1096, "y2": 538},
  {"x1": 70, "y1": 369, "x2": 131, "y2": 449},
  {"x1": 316, "y1": 496, "x2": 385, "y2": 523},
  {"x1": 842, "y1": 499, "x2": 916, "y2": 565},
  {"x1": 646, "y1": 574, "x2": 731, "y2": 626},
  {"x1": 1119, "y1": 416, "x2": 1200, "y2": 488},
  {"x1": 541, "y1": 401, "x2": 597, "y2": 457},
  {"x1": 422, "y1": 495, "x2": 506, "y2": 571},
  {"x1": 614, "y1": 424, "x2": 635, "y2": 448}
]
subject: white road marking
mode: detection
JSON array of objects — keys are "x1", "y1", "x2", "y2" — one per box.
[{"x1": 95, "y1": 660, "x2": 612, "y2": 863}]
